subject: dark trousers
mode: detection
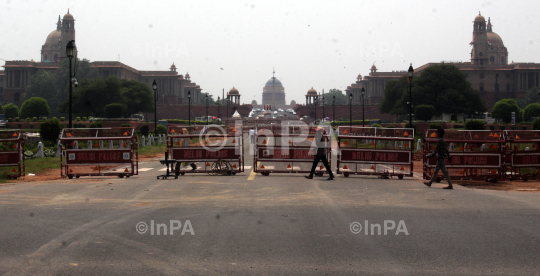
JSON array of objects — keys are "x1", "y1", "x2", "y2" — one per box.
[
  {"x1": 428, "y1": 159, "x2": 453, "y2": 186},
  {"x1": 309, "y1": 155, "x2": 334, "y2": 178}
]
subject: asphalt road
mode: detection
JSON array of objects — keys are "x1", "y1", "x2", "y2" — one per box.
[{"x1": 0, "y1": 134, "x2": 539, "y2": 275}]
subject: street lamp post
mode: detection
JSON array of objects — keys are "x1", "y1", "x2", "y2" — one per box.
[
  {"x1": 322, "y1": 94, "x2": 325, "y2": 122},
  {"x1": 332, "y1": 95, "x2": 335, "y2": 129},
  {"x1": 217, "y1": 96, "x2": 220, "y2": 124},
  {"x1": 205, "y1": 94, "x2": 209, "y2": 125},
  {"x1": 361, "y1": 88, "x2": 365, "y2": 127},
  {"x1": 152, "y1": 79, "x2": 157, "y2": 135},
  {"x1": 66, "y1": 40, "x2": 76, "y2": 128},
  {"x1": 349, "y1": 93, "x2": 353, "y2": 131},
  {"x1": 226, "y1": 95, "x2": 229, "y2": 121},
  {"x1": 188, "y1": 90, "x2": 191, "y2": 126},
  {"x1": 408, "y1": 64, "x2": 414, "y2": 128}
]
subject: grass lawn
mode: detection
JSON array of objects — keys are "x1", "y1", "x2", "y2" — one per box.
[
  {"x1": 137, "y1": 143, "x2": 167, "y2": 156},
  {"x1": 0, "y1": 157, "x2": 60, "y2": 183}
]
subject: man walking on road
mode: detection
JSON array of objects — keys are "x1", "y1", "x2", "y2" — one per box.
[
  {"x1": 249, "y1": 128, "x2": 255, "y2": 144},
  {"x1": 424, "y1": 128, "x2": 453, "y2": 189},
  {"x1": 306, "y1": 127, "x2": 334, "y2": 180}
]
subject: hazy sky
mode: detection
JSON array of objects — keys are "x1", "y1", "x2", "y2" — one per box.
[{"x1": 1, "y1": 0, "x2": 540, "y2": 104}]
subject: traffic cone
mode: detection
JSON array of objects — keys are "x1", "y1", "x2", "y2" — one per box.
[
  {"x1": 400, "y1": 166, "x2": 404, "y2": 171},
  {"x1": 430, "y1": 132, "x2": 436, "y2": 137},
  {"x1": 343, "y1": 165, "x2": 348, "y2": 170},
  {"x1": 320, "y1": 165, "x2": 324, "y2": 170},
  {"x1": 206, "y1": 162, "x2": 211, "y2": 166},
  {"x1": 459, "y1": 170, "x2": 463, "y2": 175},
  {"x1": 232, "y1": 139, "x2": 236, "y2": 143},
  {"x1": 262, "y1": 139, "x2": 267, "y2": 144},
  {"x1": 170, "y1": 129, "x2": 175, "y2": 133},
  {"x1": 287, "y1": 164, "x2": 292, "y2": 169},
  {"x1": 232, "y1": 164, "x2": 237, "y2": 168},
  {"x1": 343, "y1": 130, "x2": 349, "y2": 134},
  {"x1": 260, "y1": 164, "x2": 265, "y2": 169},
  {"x1": 12, "y1": 168, "x2": 17, "y2": 173},
  {"x1": 404, "y1": 131, "x2": 409, "y2": 136},
  {"x1": 474, "y1": 134, "x2": 479, "y2": 138},
  {"x1": 93, "y1": 166, "x2": 98, "y2": 171},
  {"x1": 123, "y1": 132, "x2": 129, "y2": 136},
  {"x1": 124, "y1": 168, "x2": 129, "y2": 172},
  {"x1": 94, "y1": 142, "x2": 99, "y2": 148},
  {"x1": 516, "y1": 135, "x2": 520, "y2": 139},
  {"x1": 494, "y1": 133, "x2": 499, "y2": 138},
  {"x1": 489, "y1": 133, "x2": 494, "y2": 137},
  {"x1": 370, "y1": 165, "x2": 375, "y2": 170},
  {"x1": 123, "y1": 142, "x2": 127, "y2": 147},
  {"x1": 12, "y1": 143, "x2": 17, "y2": 149}
]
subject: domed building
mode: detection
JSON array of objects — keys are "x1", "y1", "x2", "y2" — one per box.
[
  {"x1": 41, "y1": 10, "x2": 76, "y2": 62},
  {"x1": 262, "y1": 72, "x2": 285, "y2": 109}
]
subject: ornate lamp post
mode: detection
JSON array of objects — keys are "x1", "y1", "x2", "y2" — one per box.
[
  {"x1": 66, "y1": 40, "x2": 76, "y2": 128},
  {"x1": 152, "y1": 79, "x2": 158, "y2": 134},
  {"x1": 349, "y1": 93, "x2": 353, "y2": 130},
  {"x1": 217, "y1": 96, "x2": 220, "y2": 124},
  {"x1": 205, "y1": 93, "x2": 209, "y2": 125},
  {"x1": 408, "y1": 64, "x2": 414, "y2": 127},
  {"x1": 188, "y1": 90, "x2": 191, "y2": 126},
  {"x1": 322, "y1": 93, "x2": 325, "y2": 121},
  {"x1": 361, "y1": 88, "x2": 366, "y2": 127},
  {"x1": 314, "y1": 95, "x2": 317, "y2": 123}
]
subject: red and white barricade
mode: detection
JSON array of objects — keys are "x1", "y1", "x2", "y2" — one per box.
[
  {"x1": 254, "y1": 125, "x2": 332, "y2": 176},
  {"x1": 337, "y1": 126, "x2": 414, "y2": 179},
  {"x1": 423, "y1": 129, "x2": 505, "y2": 183},
  {"x1": 504, "y1": 130, "x2": 540, "y2": 181},
  {"x1": 60, "y1": 128, "x2": 138, "y2": 179},
  {"x1": 167, "y1": 125, "x2": 244, "y2": 175},
  {"x1": 0, "y1": 130, "x2": 25, "y2": 179}
]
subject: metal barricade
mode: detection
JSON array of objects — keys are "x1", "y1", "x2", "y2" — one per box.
[
  {"x1": 0, "y1": 130, "x2": 25, "y2": 179},
  {"x1": 423, "y1": 129, "x2": 505, "y2": 183},
  {"x1": 504, "y1": 130, "x2": 540, "y2": 181},
  {"x1": 167, "y1": 125, "x2": 244, "y2": 175},
  {"x1": 254, "y1": 125, "x2": 332, "y2": 176},
  {"x1": 337, "y1": 127, "x2": 414, "y2": 178},
  {"x1": 60, "y1": 128, "x2": 138, "y2": 179}
]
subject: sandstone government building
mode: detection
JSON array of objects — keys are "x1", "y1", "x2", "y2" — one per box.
[{"x1": 1, "y1": 11, "x2": 540, "y2": 120}]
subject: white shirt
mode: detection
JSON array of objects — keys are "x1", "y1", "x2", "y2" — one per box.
[{"x1": 249, "y1": 129, "x2": 255, "y2": 136}]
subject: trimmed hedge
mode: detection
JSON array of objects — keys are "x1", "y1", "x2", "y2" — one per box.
[{"x1": 464, "y1": 120, "x2": 486, "y2": 130}]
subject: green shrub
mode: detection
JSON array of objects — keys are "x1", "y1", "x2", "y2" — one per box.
[
  {"x1": 454, "y1": 124, "x2": 464, "y2": 129},
  {"x1": 414, "y1": 105, "x2": 434, "y2": 122},
  {"x1": 533, "y1": 117, "x2": 540, "y2": 130},
  {"x1": 104, "y1": 103, "x2": 126, "y2": 118},
  {"x1": 155, "y1": 124, "x2": 167, "y2": 134},
  {"x1": 42, "y1": 117, "x2": 48, "y2": 121},
  {"x1": 120, "y1": 123, "x2": 131, "y2": 127},
  {"x1": 371, "y1": 124, "x2": 382, "y2": 128},
  {"x1": 60, "y1": 117, "x2": 65, "y2": 122},
  {"x1": 29, "y1": 124, "x2": 34, "y2": 129},
  {"x1": 489, "y1": 125, "x2": 495, "y2": 130},
  {"x1": 89, "y1": 121, "x2": 103, "y2": 128},
  {"x1": 25, "y1": 118, "x2": 31, "y2": 122},
  {"x1": 20, "y1": 97, "x2": 50, "y2": 119},
  {"x1": 523, "y1": 103, "x2": 540, "y2": 122},
  {"x1": 8, "y1": 118, "x2": 12, "y2": 122},
  {"x1": 39, "y1": 118, "x2": 62, "y2": 143},
  {"x1": 491, "y1": 99, "x2": 523, "y2": 123},
  {"x1": 465, "y1": 120, "x2": 486, "y2": 130},
  {"x1": 82, "y1": 117, "x2": 88, "y2": 121},
  {"x1": 3, "y1": 103, "x2": 19, "y2": 120},
  {"x1": 32, "y1": 117, "x2": 38, "y2": 122},
  {"x1": 76, "y1": 117, "x2": 81, "y2": 121},
  {"x1": 14, "y1": 117, "x2": 19, "y2": 122},
  {"x1": 429, "y1": 123, "x2": 443, "y2": 130},
  {"x1": 140, "y1": 124, "x2": 150, "y2": 136}
]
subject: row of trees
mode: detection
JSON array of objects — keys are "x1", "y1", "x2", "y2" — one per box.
[
  {"x1": 379, "y1": 64, "x2": 487, "y2": 117},
  {"x1": 491, "y1": 98, "x2": 540, "y2": 123},
  {"x1": 2, "y1": 97, "x2": 50, "y2": 119},
  {"x1": 23, "y1": 59, "x2": 154, "y2": 118}
]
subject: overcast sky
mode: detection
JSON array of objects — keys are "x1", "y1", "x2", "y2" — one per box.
[{"x1": 1, "y1": 0, "x2": 540, "y2": 104}]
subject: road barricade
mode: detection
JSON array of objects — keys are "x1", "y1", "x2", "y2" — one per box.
[
  {"x1": 167, "y1": 125, "x2": 244, "y2": 175},
  {"x1": 254, "y1": 125, "x2": 332, "y2": 176},
  {"x1": 423, "y1": 129, "x2": 505, "y2": 183},
  {"x1": 336, "y1": 126, "x2": 414, "y2": 178},
  {"x1": 504, "y1": 130, "x2": 540, "y2": 181},
  {"x1": 60, "y1": 128, "x2": 138, "y2": 179},
  {"x1": 0, "y1": 130, "x2": 25, "y2": 179}
]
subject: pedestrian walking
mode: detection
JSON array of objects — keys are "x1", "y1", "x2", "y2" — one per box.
[
  {"x1": 424, "y1": 128, "x2": 453, "y2": 189},
  {"x1": 305, "y1": 127, "x2": 334, "y2": 180},
  {"x1": 249, "y1": 128, "x2": 255, "y2": 144}
]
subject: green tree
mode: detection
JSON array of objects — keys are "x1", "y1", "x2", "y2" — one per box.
[
  {"x1": 464, "y1": 120, "x2": 486, "y2": 130},
  {"x1": 380, "y1": 64, "x2": 486, "y2": 117},
  {"x1": 323, "y1": 89, "x2": 349, "y2": 105},
  {"x1": 26, "y1": 59, "x2": 98, "y2": 117},
  {"x1": 140, "y1": 124, "x2": 150, "y2": 136},
  {"x1": 379, "y1": 76, "x2": 409, "y2": 115},
  {"x1": 39, "y1": 118, "x2": 62, "y2": 143},
  {"x1": 3, "y1": 103, "x2": 19, "y2": 119},
  {"x1": 120, "y1": 79, "x2": 154, "y2": 116},
  {"x1": 20, "y1": 97, "x2": 50, "y2": 119},
  {"x1": 523, "y1": 103, "x2": 540, "y2": 122},
  {"x1": 415, "y1": 105, "x2": 434, "y2": 121},
  {"x1": 104, "y1": 103, "x2": 126, "y2": 118},
  {"x1": 59, "y1": 76, "x2": 123, "y2": 117},
  {"x1": 533, "y1": 117, "x2": 540, "y2": 130},
  {"x1": 517, "y1": 87, "x2": 540, "y2": 108},
  {"x1": 491, "y1": 99, "x2": 523, "y2": 123}
]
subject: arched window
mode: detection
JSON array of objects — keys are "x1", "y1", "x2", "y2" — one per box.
[
  {"x1": 480, "y1": 83, "x2": 484, "y2": 92},
  {"x1": 44, "y1": 54, "x2": 48, "y2": 61},
  {"x1": 490, "y1": 56, "x2": 495, "y2": 64}
]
